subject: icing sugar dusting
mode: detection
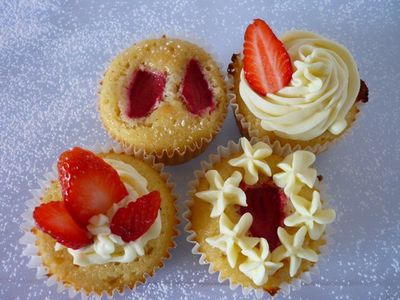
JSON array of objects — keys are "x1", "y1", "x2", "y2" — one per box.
[{"x1": 1, "y1": 0, "x2": 399, "y2": 299}]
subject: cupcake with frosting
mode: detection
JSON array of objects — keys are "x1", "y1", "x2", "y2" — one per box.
[
  {"x1": 228, "y1": 19, "x2": 368, "y2": 153},
  {"x1": 186, "y1": 137, "x2": 335, "y2": 296},
  {"x1": 20, "y1": 146, "x2": 177, "y2": 297},
  {"x1": 99, "y1": 36, "x2": 228, "y2": 165}
]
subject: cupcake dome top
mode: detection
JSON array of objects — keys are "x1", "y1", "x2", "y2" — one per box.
[
  {"x1": 188, "y1": 137, "x2": 335, "y2": 295},
  {"x1": 99, "y1": 37, "x2": 228, "y2": 159}
]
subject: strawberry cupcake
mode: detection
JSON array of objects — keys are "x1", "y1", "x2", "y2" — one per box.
[
  {"x1": 185, "y1": 137, "x2": 335, "y2": 296},
  {"x1": 20, "y1": 146, "x2": 177, "y2": 297},
  {"x1": 99, "y1": 36, "x2": 228, "y2": 165},
  {"x1": 229, "y1": 19, "x2": 369, "y2": 153}
]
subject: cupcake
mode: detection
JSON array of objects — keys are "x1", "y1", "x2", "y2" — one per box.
[
  {"x1": 99, "y1": 36, "x2": 228, "y2": 165},
  {"x1": 228, "y1": 19, "x2": 369, "y2": 153},
  {"x1": 21, "y1": 146, "x2": 178, "y2": 297},
  {"x1": 186, "y1": 137, "x2": 335, "y2": 296}
]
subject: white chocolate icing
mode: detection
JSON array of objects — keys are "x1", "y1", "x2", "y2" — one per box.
[
  {"x1": 228, "y1": 137, "x2": 272, "y2": 185},
  {"x1": 239, "y1": 31, "x2": 360, "y2": 141},
  {"x1": 206, "y1": 213, "x2": 259, "y2": 268},
  {"x1": 284, "y1": 191, "x2": 336, "y2": 240},
  {"x1": 239, "y1": 238, "x2": 283, "y2": 286},
  {"x1": 195, "y1": 170, "x2": 246, "y2": 218},
  {"x1": 273, "y1": 151, "x2": 317, "y2": 196},
  {"x1": 55, "y1": 158, "x2": 161, "y2": 266},
  {"x1": 272, "y1": 226, "x2": 318, "y2": 277}
]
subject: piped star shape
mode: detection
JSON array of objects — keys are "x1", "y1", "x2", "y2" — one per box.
[
  {"x1": 284, "y1": 191, "x2": 336, "y2": 240},
  {"x1": 273, "y1": 151, "x2": 317, "y2": 196},
  {"x1": 239, "y1": 238, "x2": 283, "y2": 286},
  {"x1": 206, "y1": 213, "x2": 259, "y2": 268},
  {"x1": 228, "y1": 138, "x2": 272, "y2": 185},
  {"x1": 195, "y1": 170, "x2": 246, "y2": 218},
  {"x1": 272, "y1": 226, "x2": 318, "y2": 277}
]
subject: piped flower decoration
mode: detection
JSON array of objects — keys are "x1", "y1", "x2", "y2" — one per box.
[
  {"x1": 193, "y1": 137, "x2": 335, "y2": 286},
  {"x1": 273, "y1": 151, "x2": 317, "y2": 196},
  {"x1": 284, "y1": 191, "x2": 336, "y2": 240},
  {"x1": 195, "y1": 170, "x2": 246, "y2": 218},
  {"x1": 228, "y1": 138, "x2": 272, "y2": 185},
  {"x1": 206, "y1": 213, "x2": 259, "y2": 268},
  {"x1": 272, "y1": 226, "x2": 318, "y2": 277},
  {"x1": 239, "y1": 238, "x2": 283, "y2": 286}
]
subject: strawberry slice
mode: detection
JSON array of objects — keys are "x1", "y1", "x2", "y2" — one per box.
[
  {"x1": 243, "y1": 19, "x2": 293, "y2": 95},
  {"x1": 181, "y1": 59, "x2": 214, "y2": 115},
  {"x1": 239, "y1": 181, "x2": 287, "y2": 251},
  {"x1": 110, "y1": 191, "x2": 161, "y2": 242},
  {"x1": 58, "y1": 147, "x2": 128, "y2": 226},
  {"x1": 126, "y1": 69, "x2": 166, "y2": 119},
  {"x1": 33, "y1": 201, "x2": 93, "y2": 249}
]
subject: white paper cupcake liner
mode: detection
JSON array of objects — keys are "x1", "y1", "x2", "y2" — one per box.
[
  {"x1": 19, "y1": 141, "x2": 179, "y2": 299},
  {"x1": 227, "y1": 56, "x2": 364, "y2": 155},
  {"x1": 97, "y1": 35, "x2": 229, "y2": 165},
  {"x1": 184, "y1": 137, "x2": 335, "y2": 298}
]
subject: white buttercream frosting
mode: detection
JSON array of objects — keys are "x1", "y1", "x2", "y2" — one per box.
[
  {"x1": 228, "y1": 137, "x2": 272, "y2": 185},
  {"x1": 55, "y1": 158, "x2": 161, "y2": 266},
  {"x1": 239, "y1": 31, "x2": 360, "y2": 141},
  {"x1": 239, "y1": 238, "x2": 283, "y2": 286},
  {"x1": 195, "y1": 170, "x2": 246, "y2": 218},
  {"x1": 284, "y1": 191, "x2": 336, "y2": 240},
  {"x1": 273, "y1": 151, "x2": 317, "y2": 196},
  {"x1": 272, "y1": 226, "x2": 318, "y2": 277},
  {"x1": 206, "y1": 213, "x2": 259, "y2": 268}
]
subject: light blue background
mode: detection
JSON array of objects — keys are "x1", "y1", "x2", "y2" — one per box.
[{"x1": 1, "y1": 0, "x2": 399, "y2": 299}]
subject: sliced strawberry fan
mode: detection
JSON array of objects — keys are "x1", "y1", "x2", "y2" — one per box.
[
  {"x1": 33, "y1": 147, "x2": 161, "y2": 249},
  {"x1": 243, "y1": 18, "x2": 293, "y2": 95}
]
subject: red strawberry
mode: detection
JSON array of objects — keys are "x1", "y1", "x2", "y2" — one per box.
[
  {"x1": 110, "y1": 191, "x2": 161, "y2": 242},
  {"x1": 239, "y1": 181, "x2": 287, "y2": 251},
  {"x1": 126, "y1": 69, "x2": 166, "y2": 119},
  {"x1": 181, "y1": 59, "x2": 214, "y2": 115},
  {"x1": 243, "y1": 19, "x2": 293, "y2": 95},
  {"x1": 33, "y1": 201, "x2": 93, "y2": 249},
  {"x1": 58, "y1": 147, "x2": 128, "y2": 226}
]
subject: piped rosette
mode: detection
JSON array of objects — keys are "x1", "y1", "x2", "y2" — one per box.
[{"x1": 228, "y1": 18, "x2": 368, "y2": 154}]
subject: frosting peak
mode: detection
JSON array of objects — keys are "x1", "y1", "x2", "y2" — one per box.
[
  {"x1": 239, "y1": 238, "x2": 283, "y2": 286},
  {"x1": 228, "y1": 137, "x2": 272, "y2": 185},
  {"x1": 273, "y1": 151, "x2": 317, "y2": 196},
  {"x1": 195, "y1": 170, "x2": 246, "y2": 218},
  {"x1": 284, "y1": 191, "x2": 336, "y2": 240},
  {"x1": 272, "y1": 226, "x2": 318, "y2": 277},
  {"x1": 206, "y1": 213, "x2": 259, "y2": 268}
]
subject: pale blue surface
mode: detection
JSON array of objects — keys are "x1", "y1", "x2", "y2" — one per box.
[{"x1": 0, "y1": 1, "x2": 399, "y2": 299}]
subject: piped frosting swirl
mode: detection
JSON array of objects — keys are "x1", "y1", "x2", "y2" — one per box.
[{"x1": 239, "y1": 31, "x2": 360, "y2": 141}]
